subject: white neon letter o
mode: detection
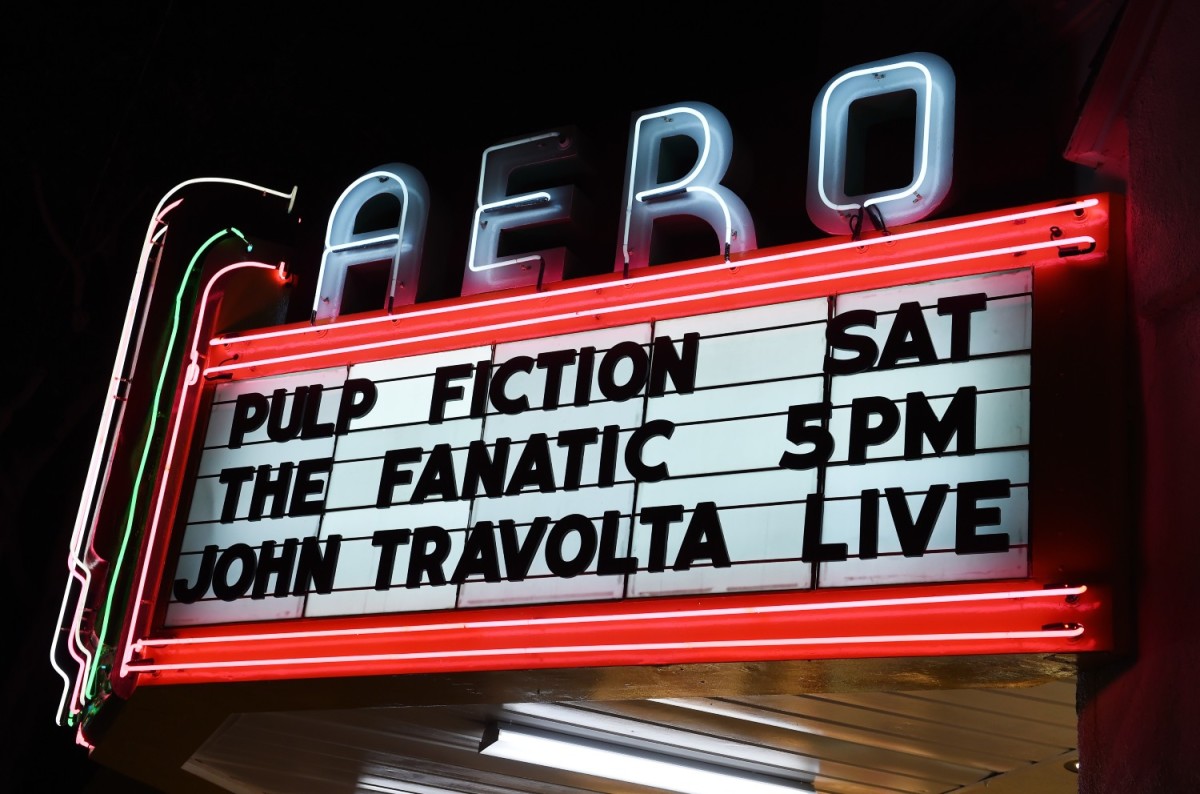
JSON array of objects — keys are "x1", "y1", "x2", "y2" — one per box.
[{"x1": 806, "y1": 52, "x2": 955, "y2": 236}]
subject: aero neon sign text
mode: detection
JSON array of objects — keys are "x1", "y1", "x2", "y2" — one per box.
[{"x1": 314, "y1": 52, "x2": 955, "y2": 321}]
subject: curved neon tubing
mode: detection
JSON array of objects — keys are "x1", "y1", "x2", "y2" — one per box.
[
  {"x1": 83, "y1": 228, "x2": 255, "y2": 703},
  {"x1": 51, "y1": 179, "x2": 294, "y2": 726},
  {"x1": 817, "y1": 60, "x2": 934, "y2": 212},
  {"x1": 686, "y1": 186, "x2": 735, "y2": 247},
  {"x1": 313, "y1": 170, "x2": 412, "y2": 317},
  {"x1": 119, "y1": 259, "x2": 286, "y2": 680},
  {"x1": 624, "y1": 106, "x2": 716, "y2": 265}
]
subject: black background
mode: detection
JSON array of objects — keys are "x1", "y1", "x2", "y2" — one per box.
[{"x1": 2, "y1": 2, "x2": 1121, "y2": 790}]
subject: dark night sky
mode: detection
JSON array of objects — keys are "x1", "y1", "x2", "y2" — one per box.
[{"x1": 1, "y1": 2, "x2": 1121, "y2": 790}]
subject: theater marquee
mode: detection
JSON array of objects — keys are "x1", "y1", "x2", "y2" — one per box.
[
  {"x1": 52, "y1": 53, "x2": 1124, "y2": 733},
  {"x1": 97, "y1": 191, "x2": 1116, "y2": 689},
  {"x1": 171, "y1": 269, "x2": 1031, "y2": 626}
]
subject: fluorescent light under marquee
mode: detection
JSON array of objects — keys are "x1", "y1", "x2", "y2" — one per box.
[{"x1": 478, "y1": 722, "x2": 816, "y2": 793}]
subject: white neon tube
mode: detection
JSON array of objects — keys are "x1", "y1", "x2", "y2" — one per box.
[
  {"x1": 630, "y1": 107, "x2": 713, "y2": 203},
  {"x1": 817, "y1": 60, "x2": 934, "y2": 212},
  {"x1": 210, "y1": 198, "x2": 1100, "y2": 348},
  {"x1": 203, "y1": 235, "x2": 1094, "y2": 376},
  {"x1": 624, "y1": 106, "x2": 727, "y2": 265},
  {"x1": 479, "y1": 723, "x2": 815, "y2": 794},
  {"x1": 314, "y1": 169, "x2": 413, "y2": 318},
  {"x1": 465, "y1": 131, "x2": 564, "y2": 275},
  {"x1": 467, "y1": 193, "x2": 552, "y2": 273},
  {"x1": 131, "y1": 585, "x2": 1086, "y2": 652},
  {"x1": 119, "y1": 260, "x2": 283, "y2": 680},
  {"x1": 467, "y1": 132, "x2": 560, "y2": 273},
  {"x1": 125, "y1": 626, "x2": 1085, "y2": 674},
  {"x1": 50, "y1": 178, "x2": 295, "y2": 726}
]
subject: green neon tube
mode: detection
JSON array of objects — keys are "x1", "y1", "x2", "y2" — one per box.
[{"x1": 84, "y1": 228, "x2": 249, "y2": 701}]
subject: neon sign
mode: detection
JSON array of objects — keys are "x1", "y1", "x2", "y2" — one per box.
[
  {"x1": 314, "y1": 165, "x2": 429, "y2": 322},
  {"x1": 125, "y1": 189, "x2": 1113, "y2": 684},
  {"x1": 50, "y1": 50, "x2": 1124, "y2": 741},
  {"x1": 314, "y1": 52, "x2": 955, "y2": 321},
  {"x1": 808, "y1": 53, "x2": 955, "y2": 235}
]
